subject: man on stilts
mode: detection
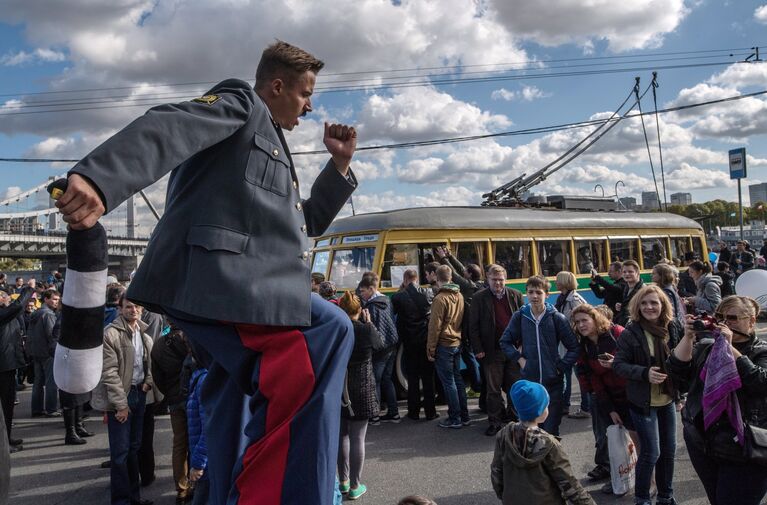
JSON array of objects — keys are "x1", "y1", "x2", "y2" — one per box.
[{"x1": 55, "y1": 41, "x2": 358, "y2": 505}]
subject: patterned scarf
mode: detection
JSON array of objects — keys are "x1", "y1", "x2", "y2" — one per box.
[
  {"x1": 639, "y1": 319, "x2": 674, "y2": 397},
  {"x1": 700, "y1": 331, "x2": 744, "y2": 445}
]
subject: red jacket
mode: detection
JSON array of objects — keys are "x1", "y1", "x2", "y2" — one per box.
[{"x1": 575, "y1": 325, "x2": 628, "y2": 415}]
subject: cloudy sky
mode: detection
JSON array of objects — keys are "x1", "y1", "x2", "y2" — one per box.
[{"x1": 1, "y1": 0, "x2": 766, "y2": 233}]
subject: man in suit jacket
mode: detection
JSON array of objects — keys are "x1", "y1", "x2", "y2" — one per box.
[
  {"x1": 56, "y1": 41, "x2": 357, "y2": 505},
  {"x1": 469, "y1": 264, "x2": 524, "y2": 436}
]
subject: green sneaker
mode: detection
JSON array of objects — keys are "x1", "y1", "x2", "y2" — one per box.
[
  {"x1": 339, "y1": 480, "x2": 350, "y2": 494},
  {"x1": 348, "y1": 483, "x2": 367, "y2": 500}
]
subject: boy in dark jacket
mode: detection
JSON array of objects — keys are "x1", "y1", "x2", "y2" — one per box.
[
  {"x1": 716, "y1": 262, "x2": 735, "y2": 298},
  {"x1": 491, "y1": 380, "x2": 595, "y2": 505},
  {"x1": 500, "y1": 276, "x2": 579, "y2": 436}
]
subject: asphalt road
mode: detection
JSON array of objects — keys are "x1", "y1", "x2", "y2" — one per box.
[{"x1": 10, "y1": 327, "x2": 767, "y2": 505}]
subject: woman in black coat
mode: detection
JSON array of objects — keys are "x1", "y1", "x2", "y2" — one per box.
[
  {"x1": 667, "y1": 295, "x2": 767, "y2": 505},
  {"x1": 336, "y1": 292, "x2": 384, "y2": 500},
  {"x1": 613, "y1": 285, "x2": 682, "y2": 505}
]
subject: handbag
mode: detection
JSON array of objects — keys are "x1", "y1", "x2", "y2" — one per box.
[{"x1": 744, "y1": 423, "x2": 767, "y2": 466}]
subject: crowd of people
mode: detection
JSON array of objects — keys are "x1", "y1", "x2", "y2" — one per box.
[{"x1": 3, "y1": 237, "x2": 767, "y2": 505}]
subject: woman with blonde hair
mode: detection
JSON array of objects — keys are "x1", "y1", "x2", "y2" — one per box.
[
  {"x1": 336, "y1": 291, "x2": 384, "y2": 500},
  {"x1": 571, "y1": 304, "x2": 634, "y2": 493},
  {"x1": 614, "y1": 285, "x2": 682, "y2": 505},
  {"x1": 668, "y1": 296, "x2": 767, "y2": 505},
  {"x1": 555, "y1": 270, "x2": 589, "y2": 419},
  {"x1": 652, "y1": 263, "x2": 685, "y2": 327}
]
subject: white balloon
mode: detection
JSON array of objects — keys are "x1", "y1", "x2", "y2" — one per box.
[{"x1": 734, "y1": 269, "x2": 767, "y2": 308}]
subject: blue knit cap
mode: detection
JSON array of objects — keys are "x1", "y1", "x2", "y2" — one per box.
[{"x1": 510, "y1": 380, "x2": 550, "y2": 422}]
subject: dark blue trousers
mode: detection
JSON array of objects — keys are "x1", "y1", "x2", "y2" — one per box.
[
  {"x1": 172, "y1": 294, "x2": 353, "y2": 505},
  {"x1": 107, "y1": 387, "x2": 146, "y2": 505}
]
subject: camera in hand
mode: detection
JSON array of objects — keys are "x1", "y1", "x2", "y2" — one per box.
[{"x1": 691, "y1": 311, "x2": 717, "y2": 332}]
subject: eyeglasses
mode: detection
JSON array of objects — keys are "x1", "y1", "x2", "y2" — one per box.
[{"x1": 715, "y1": 313, "x2": 749, "y2": 322}]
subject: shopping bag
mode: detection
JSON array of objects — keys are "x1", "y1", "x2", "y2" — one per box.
[{"x1": 606, "y1": 424, "x2": 637, "y2": 496}]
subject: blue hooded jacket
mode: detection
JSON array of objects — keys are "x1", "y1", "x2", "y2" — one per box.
[
  {"x1": 500, "y1": 303, "x2": 579, "y2": 386},
  {"x1": 187, "y1": 368, "x2": 208, "y2": 475}
]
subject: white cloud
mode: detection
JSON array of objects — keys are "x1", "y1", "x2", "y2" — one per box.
[
  {"x1": 359, "y1": 86, "x2": 511, "y2": 142},
  {"x1": 0, "y1": 187, "x2": 22, "y2": 202},
  {"x1": 488, "y1": 0, "x2": 689, "y2": 52},
  {"x1": 491, "y1": 85, "x2": 549, "y2": 102},
  {"x1": 346, "y1": 186, "x2": 479, "y2": 214},
  {"x1": 0, "y1": 48, "x2": 66, "y2": 66},
  {"x1": 755, "y1": 5, "x2": 767, "y2": 24},
  {"x1": 709, "y1": 63, "x2": 767, "y2": 89}
]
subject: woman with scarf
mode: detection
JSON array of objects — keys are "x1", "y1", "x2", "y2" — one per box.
[
  {"x1": 571, "y1": 304, "x2": 634, "y2": 495},
  {"x1": 614, "y1": 285, "x2": 682, "y2": 505},
  {"x1": 667, "y1": 295, "x2": 767, "y2": 505}
]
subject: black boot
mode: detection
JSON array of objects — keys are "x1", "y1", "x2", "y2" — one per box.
[
  {"x1": 75, "y1": 406, "x2": 94, "y2": 437},
  {"x1": 64, "y1": 408, "x2": 87, "y2": 445}
]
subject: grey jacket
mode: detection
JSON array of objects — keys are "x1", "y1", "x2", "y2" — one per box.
[
  {"x1": 691, "y1": 274, "x2": 722, "y2": 314},
  {"x1": 26, "y1": 305, "x2": 58, "y2": 360},
  {"x1": 70, "y1": 79, "x2": 356, "y2": 326}
]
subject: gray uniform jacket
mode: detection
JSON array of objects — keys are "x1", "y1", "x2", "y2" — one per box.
[{"x1": 70, "y1": 79, "x2": 356, "y2": 326}]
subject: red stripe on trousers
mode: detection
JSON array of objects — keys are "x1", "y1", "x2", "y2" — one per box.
[{"x1": 234, "y1": 325, "x2": 315, "y2": 505}]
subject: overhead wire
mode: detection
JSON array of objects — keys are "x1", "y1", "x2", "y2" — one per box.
[
  {"x1": 633, "y1": 77, "x2": 664, "y2": 211},
  {"x1": 652, "y1": 72, "x2": 668, "y2": 211},
  {"x1": 2, "y1": 87, "x2": 764, "y2": 163}
]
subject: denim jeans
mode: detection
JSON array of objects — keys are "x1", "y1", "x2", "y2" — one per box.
[
  {"x1": 372, "y1": 349, "x2": 399, "y2": 416},
  {"x1": 685, "y1": 429, "x2": 767, "y2": 505},
  {"x1": 562, "y1": 363, "x2": 590, "y2": 412},
  {"x1": 460, "y1": 344, "x2": 482, "y2": 391},
  {"x1": 107, "y1": 387, "x2": 146, "y2": 505},
  {"x1": 435, "y1": 346, "x2": 468, "y2": 423},
  {"x1": 31, "y1": 357, "x2": 58, "y2": 414},
  {"x1": 630, "y1": 402, "x2": 676, "y2": 504},
  {"x1": 540, "y1": 380, "x2": 564, "y2": 436}
]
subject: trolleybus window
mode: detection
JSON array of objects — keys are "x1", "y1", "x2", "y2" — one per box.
[
  {"x1": 380, "y1": 243, "x2": 442, "y2": 288},
  {"x1": 537, "y1": 240, "x2": 571, "y2": 277},
  {"x1": 641, "y1": 238, "x2": 667, "y2": 269},
  {"x1": 328, "y1": 247, "x2": 375, "y2": 289},
  {"x1": 452, "y1": 241, "x2": 487, "y2": 275},
  {"x1": 312, "y1": 250, "x2": 330, "y2": 276},
  {"x1": 669, "y1": 236, "x2": 690, "y2": 263},
  {"x1": 609, "y1": 238, "x2": 638, "y2": 263},
  {"x1": 493, "y1": 241, "x2": 532, "y2": 279},
  {"x1": 574, "y1": 239, "x2": 607, "y2": 274},
  {"x1": 315, "y1": 238, "x2": 331, "y2": 248},
  {"x1": 691, "y1": 236, "x2": 705, "y2": 260}
]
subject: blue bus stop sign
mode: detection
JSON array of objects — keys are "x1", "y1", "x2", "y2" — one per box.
[{"x1": 730, "y1": 147, "x2": 747, "y2": 179}]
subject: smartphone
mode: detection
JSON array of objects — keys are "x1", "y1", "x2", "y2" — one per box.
[{"x1": 598, "y1": 353, "x2": 613, "y2": 360}]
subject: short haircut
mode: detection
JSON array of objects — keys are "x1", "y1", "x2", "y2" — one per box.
[
  {"x1": 15, "y1": 277, "x2": 22, "y2": 282},
  {"x1": 555, "y1": 271, "x2": 577, "y2": 291},
  {"x1": 628, "y1": 285, "x2": 673, "y2": 326},
  {"x1": 622, "y1": 259, "x2": 640, "y2": 271},
  {"x1": 609, "y1": 261, "x2": 623, "y2": 272},
  {"x1": 106, "y1": 284, "x2": 126, "y2": 305},
  {"x1": 255, "y1": 40, "x2": 324, "y2": 89},
  {"x1": 486, "y1": 264, "x2": 507, "y2": 278},
  {"x1": 717, "y1": 261, "x2": 730, "y2": 271},
  {"x1": 311, "y1": 272, "x2": 325, "y2": 284},
  {"x1": 436, "y1": 264, "x2": 452, "y2": 283},
  {"x1": 117, "y1": 292, "x2": 134, "y2": 307},
  {"x1": 526, "y1": 275, "x2": 549, "y2": 293},
  {"x1": 403, "y1": 269, "x2": 418, "y2": 282},
  {"x1": 338, "y1": 291, "x2": 361, "y2": 317},
  {"x1": 42, "y1": 289, "x2": 59, "y2": 301},
  {"x1": 318, "y1": 281, "x2": 336, "y2": 300},
  {"x1": 652, "y1": 263, "x2": 677, "y2": 286},
  {"x1": 465, "y1": 264, "x2": 482, "y2": 282},
  {"x1": 570, "y1": 304, "x2": 612, "y2": 336},
  {"x1": 424, "y1": 262, "x2": 441, "y2": 275},
  {"x1": 357, "y1": 272, "x2": 379, "y2": 290},
  {"x1": 398, "y1": 496, "x2": 438, "y2": 505}
]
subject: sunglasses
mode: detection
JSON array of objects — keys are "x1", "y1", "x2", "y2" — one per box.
[{"x1": 715, "y1": 313, "x2": 749, "y2": 322}]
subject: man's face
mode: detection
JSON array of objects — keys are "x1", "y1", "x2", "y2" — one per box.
[
  {"x1": 15, "y1": 278, "x2": 23, "y2": 287},
  {"x1": 0, "y1": 292, "x2": 9, "y2": 307},
  {"x1": 45, "y1": 294, "x2": 60, "y2": 310},
  {"x1": 269, "y1": 71, "x2": 316, "y2": 131},
  {"x1": 426, "y1": 271, "x2": 437, "y2": 284},
  {"x1": 488, "y1": 274, "x2": 507, "y2": 296},
  {"x1": 120, "y1": 300, "x2": 142, "y2": 323},
  {"x1": 358, "y1": 285, "x2": 375, "y2": 302},
  {"x1": 608, "y1": 266, "x2": 622, "y2": 280},
  {"x1": 622, "y1": 266, "x2": 639, "y2": 284},
  {"x1": 737, "y1": 243, "x2": 745, "y2": 252},
  {"x1": 526, "y1": 287, "x2": 547, "y2": 307}
]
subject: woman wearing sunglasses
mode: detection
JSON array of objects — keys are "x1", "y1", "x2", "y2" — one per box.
[{"x1": 667, "y1": 295, "x2": 767, "y2": 505}]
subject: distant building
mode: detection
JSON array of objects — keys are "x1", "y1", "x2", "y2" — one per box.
[
  {"x1": 720, "y1": 222, "x2": 766, "y2": 247},
  {"x1": 642, "y1": 191, "x2": 660, "y2": 210},
  {"x1": 749, "y1": 183, "x2": 767, "y2": 206},
  {"x1": 670, "y1": 192, "x2": 692, "y2": 206},
  {"x1": 618, "y1": 197, "x2": 637, "y2": 210}
]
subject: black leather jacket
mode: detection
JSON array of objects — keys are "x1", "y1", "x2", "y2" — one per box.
[
  {"x1": 667, "y1": 333, "x2": 767, "y2": 460},
  {"x1": 613, "y1": 320, "x2": 682, "y2": 415}
]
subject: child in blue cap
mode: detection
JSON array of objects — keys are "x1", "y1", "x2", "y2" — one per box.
[{"x1": 490, "y1": 380, "x2": 595, "y2": 505}]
